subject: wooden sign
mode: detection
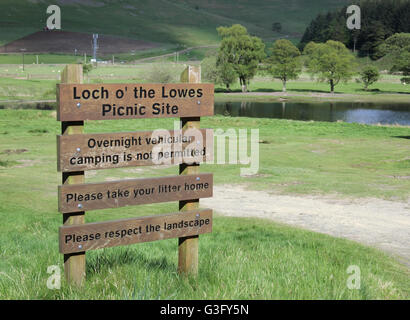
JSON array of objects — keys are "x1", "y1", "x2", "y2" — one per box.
[
  {"x1": 57, "y1": 83, "x2": 214, "y2": 121},
  {"x1": 58, "y1": 173, "x2": 213, "y2": 213},
  {"x1": 59, "y1": 209, "x2": 212, "y2": 254},
  {"x1": 57, "y1": 129, "x2": 213, "y2": 172}
]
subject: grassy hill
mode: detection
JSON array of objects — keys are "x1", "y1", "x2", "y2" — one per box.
[{"x1": 1, "y1": 0, "x2": 351, "y2": 48}]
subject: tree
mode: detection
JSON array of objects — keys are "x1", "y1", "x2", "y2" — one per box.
[
  {"x1": 217, "y1": 24, "x2": 266, "y2": 92},
  {"x1": 359, "y1": 65, "x2": 380, "y2": 90},
  {"x1": 378, "y1": 33, "x2": 410, "y2": 77},
  {"x1": 392, "y1": 47, "x2": 410, "y2": 77},
  {"x1": 304, "y1": 40, "x2": 356, "y2": 93},
  {"x1": 359, "y1": 20, "x2": 387, "y2": 60},
  {"x1": 383, "y1": 33, "x2": 410, "y2": 51},
  {"x1": 81, "y1": 62, "x2": 93, "y2": 83},
  {"x1": 201, "y1": 55, "x2": 237, "y2": 91},
  {"x1": 217, "y1": 59, "x2": 237, "y2": 91},
  {"x1": 299, "y1": 0, "x2": 410, "y2": 58},
  {"x1": 267, "y1": 39, "x2": 301, "y2": 92}
]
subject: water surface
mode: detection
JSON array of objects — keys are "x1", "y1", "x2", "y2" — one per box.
[{"x1": 215, "y1": 101, "x2": 410, "y2": 125}]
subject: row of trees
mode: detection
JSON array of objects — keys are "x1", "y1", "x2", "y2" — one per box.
[
  {"x1": 203, "y1": 24, "x2": 410, "y2": 93},
  {"x1": 300, "y1": 0, "x2": 410, "y2": 59}
]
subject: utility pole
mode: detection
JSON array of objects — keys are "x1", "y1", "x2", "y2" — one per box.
[{"x1": 92, "y1": 34, "x2": 98, "y2": 67}]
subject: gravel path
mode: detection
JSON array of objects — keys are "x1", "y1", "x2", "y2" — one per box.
[{"x1": 202, "y1": 185, "x2": 410, "y2": 266}]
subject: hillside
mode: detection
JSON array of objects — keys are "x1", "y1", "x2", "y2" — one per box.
[
  {"x1": 0, "y1": 31, "x2": 157, "y2": 54},
  {"x1": 0, "y1": 0, "x2": 351, "y2": 48}
]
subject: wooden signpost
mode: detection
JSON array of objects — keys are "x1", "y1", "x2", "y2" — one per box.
[{"x1": 57, "y1": 64, "x2": 214, "y2": 285}]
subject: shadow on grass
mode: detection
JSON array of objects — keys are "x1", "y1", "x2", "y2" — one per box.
[
  {"x1": 284, "y1": 88, "x2": 333, "y2": 94},
  {"x1": 217, "y1": 87, "x2": 410, "y2": 95},
  {"x1": 215, "y1": 88, "x2": 242, "y2": 93},
  {"x1": 221, "y1": 88, "x2": 336, "y2": 94},
  {"x1": 0, "y1": 102, "x2": 56, "y2": 110},
  {"x1": 392, "y1": 136, "x2": 410, "y2": 139},
  {"x1": 86, "y1": 247, "x2": 175, "y2": 276},
  {"x1": 251, "y1": 88, "x2": 279, "y2": 93},
  {"x1": 357, "y1": 88, "x2": 410, "y2": 95}
]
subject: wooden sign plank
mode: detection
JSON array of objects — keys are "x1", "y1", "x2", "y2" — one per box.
[
  {"x1": 58, "y1": 173, "x2": 213, "y2": 213},
  {"x1": 57, "y1": 129, "x2": 213, "y2": 172},
  {"x1": 59, "y1": 209, "x2": 213, "y2": 254},
  {"x1": 57, "y1": 83, "x2": 214, "y2": 121}
]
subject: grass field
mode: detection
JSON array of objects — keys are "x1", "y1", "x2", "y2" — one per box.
[
  {"x1": 0, "y1": 45, "x2": 184, "y2": 65},
  {"x1": 215, "y1": 78, "x2": 410, "y2": 95},
  {"x1": 0, "y1": 54, "x2": 83, "y2": 65},
  {"x1": 0, "y1": 109, "x2": 409, "y2": 299},
  {"x1": 0, "y1": 62, "x2": 409, "y2": 103},
  {"x1": 0, "y1": 0, "x2": 351, "y2": 47},
  {"x1": 0, "y1": 77, "x2": 57, "y2": 101}
]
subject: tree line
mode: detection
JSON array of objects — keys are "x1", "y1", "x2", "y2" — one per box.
[
  {"x1": 202, "y1": 23, "x2": 410, "y2": 93},
  {"x1": 299, "y1": 0, "x2": 410, "y2": 59}
]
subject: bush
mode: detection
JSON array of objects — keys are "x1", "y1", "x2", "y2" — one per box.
[
  {"x1": 82, "y1": 63, "x2": 93, "y2": 75},
  {"x1": 201, "y1": 56, "x2": 219, "y2": 83},
  {"x1": 400, "y1": 77, "x2": 410, "y2": 85},
  {"x1": 146, "y1": 63, "x2": 180, "y2": 83},
  {"x1": 360, "y1": 65, "x2": 380, "y2": 90}
]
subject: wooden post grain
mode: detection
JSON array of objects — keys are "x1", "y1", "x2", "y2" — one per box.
[
  {"x1": 60, "y1": 64, "x2": 86, "y2": 286},
  {"x1": 178, "y1": 65, "x2": 201, "y2": 275}
]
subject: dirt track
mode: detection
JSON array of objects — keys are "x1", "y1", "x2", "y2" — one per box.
[{"x1": 202, "y1": 185, "x2": 410, "y2": 266}]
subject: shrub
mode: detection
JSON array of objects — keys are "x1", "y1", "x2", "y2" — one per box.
[{"x1": 360, "y1": 65, "x2": 380, "y2": 90}]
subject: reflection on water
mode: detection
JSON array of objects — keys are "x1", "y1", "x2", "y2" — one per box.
[
  {"x1": 216, "y1": 101, "x2": 410, "y2": 125},
  {"x1": 1, "y1": 100, "x2": 409, "y2": 125}
]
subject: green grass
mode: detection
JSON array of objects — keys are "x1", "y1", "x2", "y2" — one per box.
[
  {"x1": 0, "y1": 48, "x2": 182, "y2": 65},
  {"x1": 0, "y1": 77, "x2": 57, "y2": 101},
  {"x1": 0, "y1": 54, "x2": 83, "y2": 65},
  {"x1": 0, "y1": 109, "x2": 409, "y2": 299},
  {"x1": 0, "y1": 0, "x2": 351, "y2": 47},
  {"x1": 0, "y1": 61, "x2": 409, "y2": 102},
  {"x1": 0, "y1": 45, "x2": 211, "y2": 65},
  {"x1": 0, "y1": 107, "x2": 409, "y2": 200},
  {"x1": 215, "y1": 77, "x2": 410, "y2": 95},
  {"x1": 100, "y1": 46, "x2": 183, "y2": 63},
  {"x1": 86, "y1": 63, "x2": 187, "y2": 82},
  {"x1": 161, "y1": 47, "x2": 219, "y2": 63},
  {"x1": 0, "y1": 159, "x2": 18, "y2": 167}
]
